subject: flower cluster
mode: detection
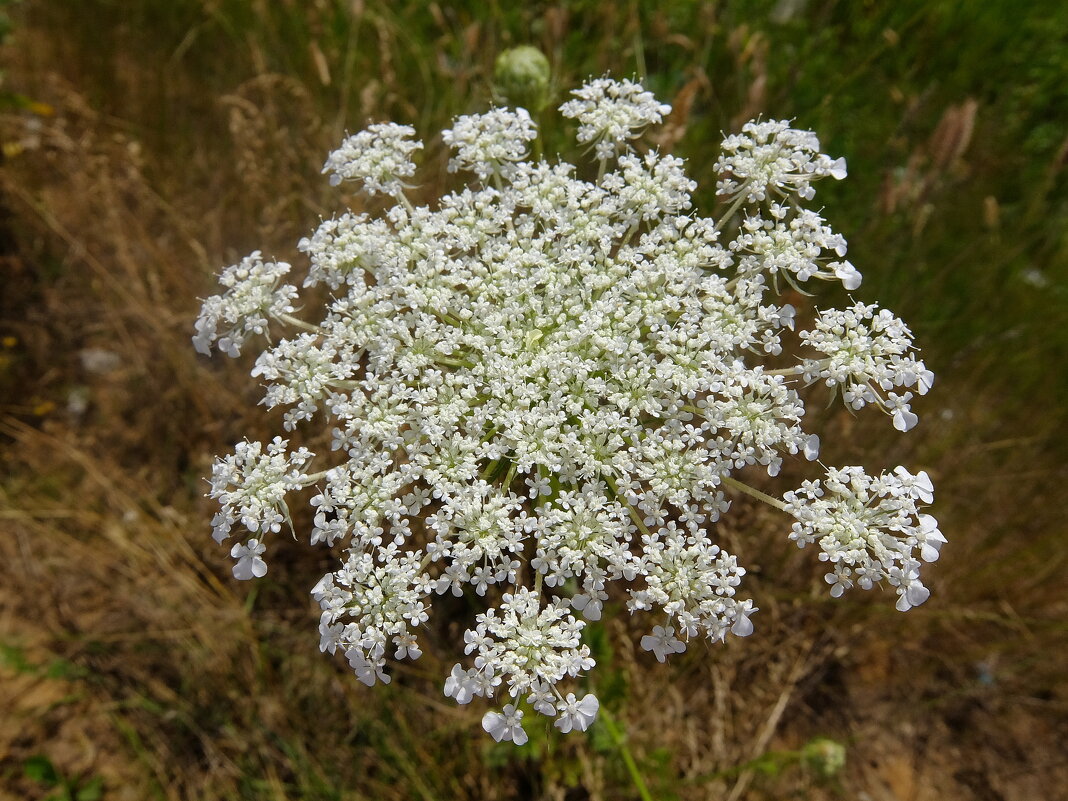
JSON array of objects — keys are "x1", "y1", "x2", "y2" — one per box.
[
  {"x1": 445, "y1": 589, "x2": 597, "y2": 742},
  {"x1": 783, "y1": 467, "x2": 944, "y2": 611},
  {"x1": 195, "y1": 76, "x2": 942, "y2": 744},
  {"x1": 560, "y1": 77, "x2": 672, "y2": 159},
  {"x1": 442, "y1": 107, "x2": 538, "y2": 181},
  {"x1": 715, "y1": 119, "x2": 848, "y2": 203},
  {"x1": 207, "y1": 437, "x2": 312, "y2": 573},
  {"x1": 799, "y1": 302, "x2": 934, "y2": 431},
  {"x1": 313, "y1": 543, "x2": 430, "y2": 683},
  {"x1": 321, "y1": 122, "x2": 422, "y2": 195},
  {"x1": 192, "y1": 252, "x2": 297, "y2": 357}
]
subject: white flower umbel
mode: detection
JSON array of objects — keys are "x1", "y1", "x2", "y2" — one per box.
[
  {"x1": 461, "y1": 589, "x2": 591, "y2": 694},
  {"x1": 443, "y1": 107, "x2": 538, "y2": 181},
  {"x1": 312, "y1": 543, "x2": 430, "y2": 683},
  {"x1": 192, "y1": 252, "x2": 298, "y2": 357},
  {"x1": 321, "y1": 122, "x2": 422, "y2": 196},
  {"x1": 195, "y1": 76, "x2": 943, "y2": 743},
  {"x1": 208, "y1": 437, "x2": 313, "y2": 577},
  {"x1": 630, "y1": 523, "x2": 757, "y2": 649},
  {"x1": 715, "y1": 119, "x2": 847, "y2": 203},
  {"x1": 560, "y1": 77, "x2": 672, "y2": 160},
  {"x1": 798, "y1": 302, "x2": 934, "y2": 431},
  {"x1": 783, "y1": 466, "x2": 944, "y2": 611}
]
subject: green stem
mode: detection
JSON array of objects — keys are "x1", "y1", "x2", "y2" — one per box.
[
  {"x1": 721, "y1": 475, "x2": 787, "y2": 512},
  {"x1": 279, "y1": 313, "x2": 320, "y2": 333},
  {"x1": 502, "y1": 460, "x2": 517, "y2": 491},
  {"x1": 599, "y1": 707, "x2": 654, "y2": 801},
  {"x1": 713, "y1": 187, "x2": 751, "y2": 234},
  {"x1": 434, "y1": 355, "x2": 474, "y2": 369},
  {"x1": 604, "y1": 476, "x2": 653, "y2": 538},
  {"x1": 395, "y1": 193, "x2": 416, "y2": 215}
]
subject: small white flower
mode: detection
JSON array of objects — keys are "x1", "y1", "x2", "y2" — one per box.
[
  {"x1": 833, "y1": 260, "x2": 863, "y2": 290},
  {"x1": 230, "y1": 538, "x2": 267, "y2": 580},
  {"x1": 482, "y1": 704, "x2": 527, "y2": 745},
  {"x1": 444, "y1": 664, "x2": 477, "y2": 704},
  {"x1": 893, "y1": 466, "x2": 935, "y2": 504},
  {"x1": 640, "y1": 625, "x2": 687, "y2": 662},
  {"x1": 554, "y1": 692, "x2": 600, "y2": 733},
  {"x1": 731, "y1": 607, "x2": 756, "y2": 637}
]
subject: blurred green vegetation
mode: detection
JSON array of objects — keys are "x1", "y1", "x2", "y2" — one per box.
[
  {"x1": 2, "y1": 1, "x2": 1066, "y2": 799},
  {"x1": 26, "y1": 0, "x2": 1068, "y2": 417}
]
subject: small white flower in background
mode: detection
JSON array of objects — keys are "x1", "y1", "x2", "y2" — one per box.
[{"x1": 195, "y1": 73, "x2": 942, "y2": 743}]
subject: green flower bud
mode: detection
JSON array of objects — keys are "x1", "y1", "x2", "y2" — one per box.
[
  {"x1": 800, "y1": 737, "x2": 846, "y2": 779},
  {"x1": 493, "y1": 46, "x2": 551, "y2": 112}
]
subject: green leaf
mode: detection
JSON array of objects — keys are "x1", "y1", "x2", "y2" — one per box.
[
  {"x1": 23, "y1": 754, "x2": 59, "y2": 786},
  {"x1": 76, "y1": 776, "x2": 104, "y2": 801}
]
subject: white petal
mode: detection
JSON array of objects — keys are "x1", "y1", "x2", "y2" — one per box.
[
  {"x1": 893, "y1": 408, "x2": 918, "y2": 432},
  {"x1": 482, "y1": 711, "x2": 507, "y2": 742},
  {"x1": 511, "y1": 723, "x2": 529, "y2": 746},
  {"x1": 804, "y1": 434, "x2": 820, "y2": 461},
  {"x1": 232, "y1": 559, "x2": 254, "y2": 581},
  {"x1": 731, "y1": 612, "x2": 754, "y2": 637},
  {"x1": 906, "y1": 582, "x2": 931, "y2": 607}
]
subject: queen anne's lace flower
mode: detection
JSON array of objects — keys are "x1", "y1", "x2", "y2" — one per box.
[{"x1": 195, "y1": 76, "x2": 943, "y2": 743}]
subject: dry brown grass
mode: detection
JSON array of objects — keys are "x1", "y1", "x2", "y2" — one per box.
[{"x1": 2, "y1": 5, "x2": 1067, "y2": 800}]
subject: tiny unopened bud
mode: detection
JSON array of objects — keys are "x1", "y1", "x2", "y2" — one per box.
[
  {"x1": 800, "y1": 737, "x2": 846, "y2": 779},
  {"x1": 494, "y1": 46, "x2": 551, "y2": 112}
]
